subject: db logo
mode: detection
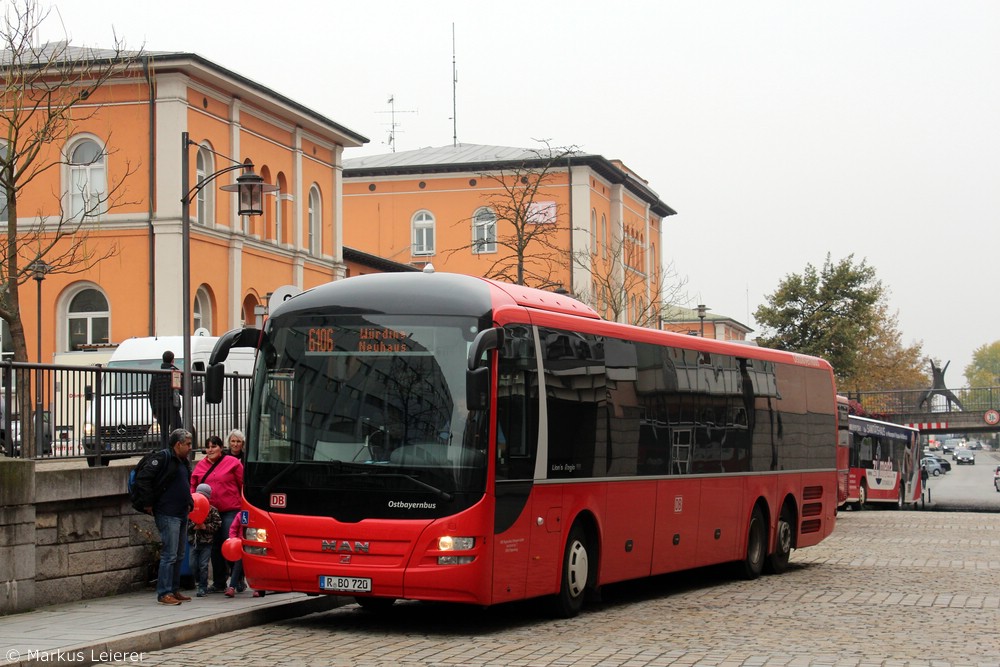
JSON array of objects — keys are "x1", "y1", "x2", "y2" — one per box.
[
  {"x1": 984, "y1": 409, "x2": 1000, "y2": 426},
  {"x1": 270, "y1": 493, "x2": 287, "y2": 508}
]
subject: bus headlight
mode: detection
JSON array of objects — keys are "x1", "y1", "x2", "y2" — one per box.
[
  {"x1": 437, "y1": 536, "x2": 475, "y2": 565},
  {"x1": 244, "y1": 527, "x2": 268, "y2": 543}
]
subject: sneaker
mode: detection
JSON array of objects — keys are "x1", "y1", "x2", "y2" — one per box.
[
  {"x1": 173, "y1": 591, "x2": 192, "y2": 602},
  {"x1": 224, "y1": 587, "x2": 236, "y2": 598},
  {"x1": 252, "y1": 590, "x2": 266, "y2": 598},
  {"x1": 207, "y1": 585, "x2": 226, "y2": 594},
  {"x1": 196, "y1": 588, "x2": 207, "y2": 598},
  {"x1": 157, "y1": 594, "x2": 181, "y2": 606},
  {"x1": 235, "y1": 581, "x2": 247, "y2": 594}
]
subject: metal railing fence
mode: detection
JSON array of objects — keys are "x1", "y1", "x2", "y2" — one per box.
[{"x1": 1, "y1": 361, "x2": 251, "y2": 465}]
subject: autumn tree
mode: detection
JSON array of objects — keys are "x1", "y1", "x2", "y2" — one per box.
[
  {"x1": 964, "y1": 341, "x2": 1000, "y2": 388},
  {"x1": 754, "y1": 253, "x2": 924, "y2": 389},
  {"x1": 447, "y1": 141, "x2": 577, "y2": 289},
  {"x1": 1, "y1": 0, "x2": 140, "y2": 364}
]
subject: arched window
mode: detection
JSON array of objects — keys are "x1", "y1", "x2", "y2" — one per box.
[
  {"x1": 600, "y1": 214, "x2": 607, "y2": 260},
  {"x1": 412, "y1": 210, "x2": 435, "y2": 256},
  {"x1": 67, "y1": 288, "x2": 109, "y2": 351},
  {"x1": 590, "y1": 209, "x2": 598, "y2": 255},
  {"x1": 195, "y1": 144, "x2": 215, "y2": 225},
  {"x1": 193, "y1": 287, "x2": 212, "y2": 334},
  {"x1": 308, "y1": 185, "x2": 321, "y2": 255},
  {"x1": 68, "y1": 139, "x2": 107, "y2": 220},
  {"x1": 472, "y1": 207, "x2": 496, "y2": 254}
]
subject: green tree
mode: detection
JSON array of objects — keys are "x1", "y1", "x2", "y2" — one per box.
[
  {"x1": 754, "y1": 254, "x2": 924, "y2": 388},
  {"x1": 964, "y1": 341, "x2": 1000, "y2": 387}
]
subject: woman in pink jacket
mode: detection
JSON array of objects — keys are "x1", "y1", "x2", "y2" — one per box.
[{"x1": 190, "y1": 435, "x2": 244, "y2": 593}]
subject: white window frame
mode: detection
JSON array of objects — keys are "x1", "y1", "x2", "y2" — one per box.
[
  {"x1": 66, "y1": 137, "x2": 107, "y2": 221},
  {"x1": 193, "y1": 286, "x2": 212, "y2": 334},
  {"x1": 472, "y1": 207, "x2": 496, "y2": 254},
  {"x1": 195, "y1": 144, "x2": 215, "y2": 226},
  {"x1": 412, "y1": 210, "x2": 436, "y2": 256},
  {"x1": 308, "y1": 185, "x2": 321, "y2": 255},
  {"x1": 65, "y1": 285, "x2": 110, "y2": 351}
]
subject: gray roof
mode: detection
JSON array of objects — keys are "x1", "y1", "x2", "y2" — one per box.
[{"x1": 344, "y1": 144, "x2": 676, "y2": 218}]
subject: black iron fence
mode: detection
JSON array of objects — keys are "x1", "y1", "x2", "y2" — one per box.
[{"x1": 0, "y1": 361, "x2": 252, "y2": 466}]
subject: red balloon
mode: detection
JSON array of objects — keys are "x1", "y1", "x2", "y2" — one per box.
[
  {"x1": 189, "y1": 493, "x2": 209, "y2": 524},
  {"x1": 222, "y1": 536, "x2": 243, "y2": 561}
]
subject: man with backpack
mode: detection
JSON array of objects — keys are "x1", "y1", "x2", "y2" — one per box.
[{"x1": 132, "y1": 428, "x2": 194, "y2": 606}]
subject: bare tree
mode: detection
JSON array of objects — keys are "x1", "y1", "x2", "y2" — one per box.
[
  {"x1": 446, "y1": 141, "x2": 578, "y2": 289},
  {"x1": 1, "y1": 0, "x2": 141, "y2": 364},
  {"x1": 572, "y1": 231, "x2": 690, "y2": 327}
]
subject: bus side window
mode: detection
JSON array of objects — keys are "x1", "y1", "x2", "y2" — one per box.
[{"x1": 496, "y1": 325, "x2": 538, "y2": 481}]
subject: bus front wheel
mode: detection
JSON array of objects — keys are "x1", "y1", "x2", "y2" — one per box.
[
  {"x1": 855, "y1": 483, "x2": 867, "y2": 511},
  {"x1": 739, "y1": 506, "x2": 766, "y2": 580},
  {"x1": 552, "y1": 523, "x2": 590, "y2": 618}
]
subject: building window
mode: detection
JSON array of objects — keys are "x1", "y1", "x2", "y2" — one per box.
[
  {"x1": 195, "y1": 145, "x2": 215, "y2": 225},
  {"x1": 193, "y1": 287, "x2": 212, "y2": 334},
  {"x1": 472, "y1": 207, "x2": 496, "y2": 254},
  {"x1": 68, "y1": 139, "x2": 107, "y2": 220},
  {"x1": 308, "y1": 185, "x2": 321, "y2": 255},
  {"x1": 412, "y1": 210, "x2": 435, "y2": 256},
  {"x1": 590, "y1": 210, "x2": 597, "y2": 255},
  {"x1": 601, "y1": 214, "x2": 607, "y2": 260},
  {"x1": 67, "y1": 288, "x2": 109, "y2": 351}
]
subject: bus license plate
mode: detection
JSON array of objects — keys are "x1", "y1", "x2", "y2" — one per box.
[{"x1": 319, "y1": 576, "x2": 372, "y2": 593}]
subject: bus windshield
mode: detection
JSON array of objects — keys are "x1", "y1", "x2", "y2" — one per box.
[{"x1": 245, "y1": 313, "x2": 488, "y2": 519}]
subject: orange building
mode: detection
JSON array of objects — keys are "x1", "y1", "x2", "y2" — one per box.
[
  {"x1": 660, "y1": 305, "x2": 753, "y2": 341},
  {"x1": 342, "y1": 145, "x2": 676, "y2": 325},
  {"x1": 4, "y1": 44, "x2": 373, "y2": 365}
]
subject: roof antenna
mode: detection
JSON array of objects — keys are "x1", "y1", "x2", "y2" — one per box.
[
  {"x1": 380, "y1": 94, "x2": 416, "y2": 153},
  {"x1": 451, "y1": 23, "x2": 458, "y2": 147}
]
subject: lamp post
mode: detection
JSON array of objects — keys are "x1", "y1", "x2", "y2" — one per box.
[
  {"x1": 179, "y1": 132, "x2": 275, "y2": 436},
  {"x1": 30, "y1": 260, "x2": 50, "y2": 456},
  {"x1": 697, "y1": 304, "x2": 709, "y2": 338}
]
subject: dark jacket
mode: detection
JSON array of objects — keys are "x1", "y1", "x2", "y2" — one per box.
[
  {"x1": 132, "y1": 448, "x2": 192, "y2": 517},
  {"x1": 148, "y1": 362, "x2": 179, "y2": 413},
  {"x1": 188, "y1": 506, "x2": 222, "y2": 545}
]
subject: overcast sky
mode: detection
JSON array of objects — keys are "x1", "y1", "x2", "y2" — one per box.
[{"x1": 41, "y1": 0, "x2": 1000, "y2": 387}]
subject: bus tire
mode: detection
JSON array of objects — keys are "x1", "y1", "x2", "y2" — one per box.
[
  {"x1": 552, "y1": 523, "x2": 590, "y2": 618},
  {"x1": 739, "y1": 506, "x2": 766, "y2": 580},
  {"x1": 765, "y1": 506, "x2": 793, "y2": 575},
  {"x1": 355, "y1": 596, "x2": 395, "y2": 612},
  {"x1": 855, "y1": 482, "x2": 867, "y2": 511}
]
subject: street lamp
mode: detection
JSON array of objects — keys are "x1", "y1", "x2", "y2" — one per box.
[
  {"x1": 697, "y1": 304, "x2": 709, "y2": 338},
  {"x1": 179, "y1": 132, "x2": 275, "y2": 435},
  {"x1": 30, "y1": 259, "x2": 50, "y2": 456}
]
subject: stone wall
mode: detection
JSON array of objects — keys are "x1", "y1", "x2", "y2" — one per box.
[{"x1": 0, "y1": 459, "x2": 158, "y2": 615}]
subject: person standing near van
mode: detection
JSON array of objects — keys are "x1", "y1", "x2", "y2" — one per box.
[{"x1": 148, "y1": 350, "x2": 182, "y2": 446}]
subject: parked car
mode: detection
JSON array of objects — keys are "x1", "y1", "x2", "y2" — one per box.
[
  {"x1": 921, "y1": 457, "x2": 944, "y2": 476},
  {"x1": 954, "y1": 449, "x2": 976, "y2": 465},
  {"x1": 967, "y1": 441, "x2": 983, "y2": 450},
  {"x1": 924, "y1": 455, "x2": 951, "y2": 473}
]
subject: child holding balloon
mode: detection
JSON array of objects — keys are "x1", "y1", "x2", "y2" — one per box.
[
  {"x1": 188, "y1": 483, "x2": 222, "y2": 597},
  {"x1": 222, "y1": 516, "x2": 266, "y2": 598}
]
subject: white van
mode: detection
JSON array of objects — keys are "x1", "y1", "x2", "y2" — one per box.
[{"x1": 81, "y1": 335, "x2": 255, "y2": 466}]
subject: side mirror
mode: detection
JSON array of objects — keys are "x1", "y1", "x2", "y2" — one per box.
[
  {"x1": 466, "y1": 366, "x2": 491, "y2": 410},
  {"x1": 467, "y1": 327, "x2": 504, "y2": 371},
  {"x1": 205, "y1": 364, "x2": 225, "y2": 404}
]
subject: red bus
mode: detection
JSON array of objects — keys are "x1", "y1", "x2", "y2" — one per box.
[
  {"x1": 844, "y1": 415, "x2": 921, "y2": 510},
  {"x1": 207, "y1": 271, "x2": 839, "y2": 616},
  {"x1": 836, "y1": 397, "x2": 850, "y2": 509}
]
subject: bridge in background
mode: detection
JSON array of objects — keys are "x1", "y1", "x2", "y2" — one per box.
[{"x1": 846, "y1": 386, "x2": 1000, "y2": 436}]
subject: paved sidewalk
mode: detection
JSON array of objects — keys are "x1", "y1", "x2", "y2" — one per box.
[{"x1": 0, "y1": 588, "x2": 345, "y2": 667}]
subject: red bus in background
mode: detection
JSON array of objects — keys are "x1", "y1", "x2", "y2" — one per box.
[
  {"x1": 836, "y1": 397, "x2": 851, "y2": 509},
  {"x1": 844, "y1": 415, "x2": 921, "y2": 510},
  {"x1": 208, "y1": 271, "x2": 840, "y2": 616}
]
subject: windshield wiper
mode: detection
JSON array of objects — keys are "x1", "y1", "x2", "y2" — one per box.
[{"x1": 375, "y1": 473, "x2": 453, "y2": 502}]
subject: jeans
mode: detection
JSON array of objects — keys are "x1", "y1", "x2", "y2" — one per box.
[
  {"x1": 212, "y1": 510, "x2": 238, "y2": 589},
  {"x1": 191, "y1": 543, "x2": 212, "y2": 591},
  {"x1": 229, "y1": 556, "x2": 244, "y2": 590},
  {"x1": 154, "y1": 514, "x2": 188, "y2": 598}
]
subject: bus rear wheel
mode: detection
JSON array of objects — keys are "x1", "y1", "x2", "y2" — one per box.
[
  {"x1": 855, "y1": 482, "x2": 867, "y2": 511},
  {"x1": 551, "y1": 523, "x2": 590, "y2": 618},
  {"x1": 765, "y1": 507, "x2": 793, "y2": 574},
  {"x1": 739, "y1": 506, "x2": 766, "y2": 580}
]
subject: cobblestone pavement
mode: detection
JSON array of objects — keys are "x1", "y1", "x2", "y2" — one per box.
[{"x1": 95, "y1": 511, "x2": 1000, "y2": 667}]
